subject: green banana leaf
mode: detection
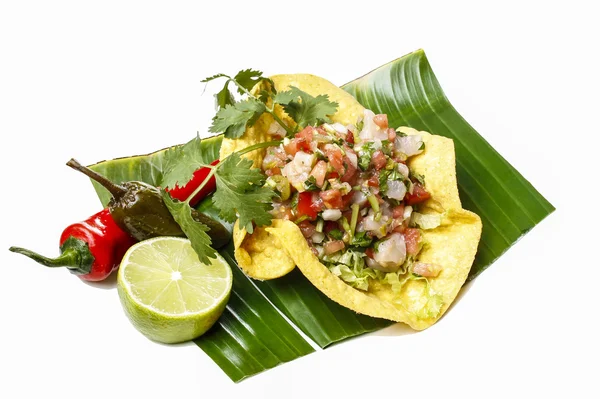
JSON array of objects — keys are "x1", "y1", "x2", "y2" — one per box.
[{"x1": 88, "y1": 49, "x2": 553, "y2": 381}]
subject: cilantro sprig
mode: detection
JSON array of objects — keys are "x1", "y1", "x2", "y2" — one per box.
[
  {"x1": 203, "y1": 69, "x2": 338, "y2": 139},
  {"x1": 158, "y1": 68, "x2": 340, "y2": 263},
  {"x1": 160, "y1": 135, "x2": 281, "y2": 262}
]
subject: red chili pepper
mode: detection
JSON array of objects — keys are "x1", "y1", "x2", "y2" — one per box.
[
  {"x1": 9, "y1": 209, "x2": 136, "y2": 281},
  {"x1": 10, "y1": 159, "x2": 220, "y2": 281},
  {"x1": 166, "y1": 160, "x2": 219, "y2": 206}
]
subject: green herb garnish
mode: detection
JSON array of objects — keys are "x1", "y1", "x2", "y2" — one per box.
[
  {"x1": 204, "y1": 70, "x2": 338, "y2": 138},
  {"x1": 304, "y1": 175, "x2": 319, "y2": 191}
]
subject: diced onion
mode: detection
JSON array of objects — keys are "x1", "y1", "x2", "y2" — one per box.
[
  {"x1": 369, "y1": 233, "x2": 406, "y2": 272},
  {"x1": 346, "y1": 151, "x2": 358, "y2": 169},
  {"x1": 386, "y1": 180, "x2": 407, "y2": 200},
  {"x1": 359, "y1": 110, "x2": 388, "y2": 141},
  {"x1": 331, "y1": 123, "x2": 347, "y2": 134},
  {"x1": 311, "y1": 232, "x2": 325, "y2": 244},
  {"x1": 397, "y1": 163, "x2": 409, "y2": 178},
  {"x1": 394, "y1": 135, "x2": 424, "y2": 156},
  {"x1": 403, "y1": 205, "x2": 413, "y2": 221},
  {"x1": 322, "y1": 209, "x2": 342, "y2": 221},
  {"x1": 267, "y1": 121, "x2": 287, "y2": 138},
  {"x1": 351, "y1": 190, "x2": 368, "y2": 206}
]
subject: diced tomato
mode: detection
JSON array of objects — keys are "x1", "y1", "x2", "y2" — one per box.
[
  {"x1": 404, "y1": 183, "x2": 431, "y2": 205},
  {"x1": 319, "y1": 189, "x2": 343, "y2": 209},
  {"x1": 345, "y1": 130, "x2": 355, "y2": 144},
  {"x1": 297, "y1": 192, "x2": 319, "y2": 220},
  {"x1": 341, "y1": 193, "x2": 354, "y2": 208},
  {"x1": 325, "y1": 146, "x2": 345, "y2": 174},
  {"x1": 387, "y1": 128, "x2": 397, "y2": 141},
  {"x1": 371, "y1": 150, "x2": 387, "y2": 170},
  {"x1": 403, "y1": 228, "x2": 421, "y2": 256},
  {"x1": 367, "y1": 173, "x2": 380, "y2": 188},
  {"x1": 295, "y1": 126, "x2": 314, "y2": 141},
  {"x1": 373, "y1": 114, "x2": 388, "y2": 130},
  {"x1": 365, "y1": 247, "x2": 375, "y2": 259},
  {"x1": 298, "y1": 139, "x2": 312, "y2": 152},
  {"x1": 265, "y1": 167, "x2": 281, "y2": 176},
  {"x1": 298, "y1": 220, "x2": 317, "y2": 238},
  {"x1": 284, "y1": 139, "x2": 299, "y2": 156},
  {"x1": 310, "y1": 160, "x2": 327, "y2": 187},
  {"x1": 392, "y1": 204, "x2": 405, "y2": 219},
  {"x1": 327, "y1": 171, "x2": 339, "y2": 179},
  {"x1": 340, "y1": 157, "x2": 358, "y2": 184},
  {"x1": 284, "y1": 137, "x2": 312, "y2": 156},
  {"x1": 324, "y1": 240, "x2": 345, "y2": 255}
]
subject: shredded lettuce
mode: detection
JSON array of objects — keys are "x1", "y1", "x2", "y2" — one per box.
[
  {"x1": 324, "y1": 250, "x2": 382, "y2": 291},
  {"x1": 410, "y1": 212, "x2": 442, "y2": 230},
  {"x1": 323, "y1": 249, "x2": 445, "y2": 320}
]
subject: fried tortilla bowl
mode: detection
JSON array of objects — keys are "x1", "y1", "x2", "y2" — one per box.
[{"x1": 221, "y1": 74, "x2": 482, "y2": 330}]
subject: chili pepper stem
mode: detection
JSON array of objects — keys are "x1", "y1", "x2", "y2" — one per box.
[
  {"x1": 66, "y1": 159, "x2": 127, "y2": 199},
  {"x1": 9, "y1": 246, "x2": 82, "y2": 269}
]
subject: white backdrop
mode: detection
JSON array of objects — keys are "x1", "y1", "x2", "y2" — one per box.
[{"x1": 1, "y1": 1, "x2": 598, "y2": 398}]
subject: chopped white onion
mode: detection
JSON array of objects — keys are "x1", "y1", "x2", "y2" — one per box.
[
  {"x1": 370, "y1": 233, "x2": 406, "y2": 272},
  {"x1": 397, "y1": 163, "x2": 410, "y2": 178},
  {"x1": 322, "y1": 209, "x2": 342, "y2": 221},
  {"x1": 346, "y1": 151, "x2": 358, "y2": 169},
  {"x1": 311, "y1": 232, "x2": 325, "y2": 244},
  {"x1": 351, "y1": 190, "x2": 368, "y2": 206},
  {"x1": 394, "y1": 134, "x2": 424, "y2": 156},
  {"x1": 403, "y1": 205, "x2": 413, "y2": 221},
  {"x1": 267, "y1": 121, "x2": 287, "y2": 138},
  {"x1": 359, "y1": 110, "x2": 388, "y2": 141},
  {"x1": 386, "y1": 180, "x2": 407, "y2": 200},
  {"x1": 331, "y1": 123, "x2": 347, "y2": 134}
]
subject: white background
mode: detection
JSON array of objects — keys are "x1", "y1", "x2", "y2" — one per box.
[{"x1": 1, "y1": 1, "x2": 598, "y2": 398}]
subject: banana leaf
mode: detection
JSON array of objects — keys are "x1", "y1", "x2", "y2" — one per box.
[{"x1": 88, "y1": 49, "x2": 553, "y2": 381}]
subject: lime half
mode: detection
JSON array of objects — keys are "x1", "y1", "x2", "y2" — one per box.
[{"x1": 117, "y1": 236, "x2": 232, "y2": 344}]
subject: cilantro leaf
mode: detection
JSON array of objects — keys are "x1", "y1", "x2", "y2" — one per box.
[
  {"x1": 209, "y1": 98, "x2": 266, "y2": 139},
  {"x1": 161, "y1": 135, "x2": 216, "y2": 189},
  {"x1": 233, "y1": 69, "x2": 264, "y2": 94},
  {"x1": 303, "y1": 175, "x2": 319, "y2": 191},
  {"x1": 350, "y1": 231, "x2": 373, "y2": 247},
  {"x1": 201, "y1": 73, "x2": 229, "y2": 83},
  {"x1": 212, "y1": 153, "x2": 275, "y2": 233},
  {"x1": 357, "y1": 142, "x2": 375, "y2": 170},
  {"x1": 273, "y1": 86, "x2": 338, "y2": 129},
  {"x1": 161, "y1": 191, "x2": 216, "y2": 264},
  {"x1": 215, "y1": 80, "x2": 235, "y2": 109},
  {"x1": 411, "y1": 171, "x2": 426, "y2": 186}
]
